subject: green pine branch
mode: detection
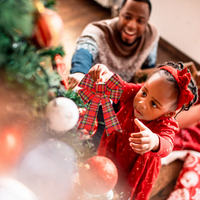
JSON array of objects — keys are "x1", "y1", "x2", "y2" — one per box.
[{"x1": 0, "y1": 0, "x2": 85, "y2": 110}]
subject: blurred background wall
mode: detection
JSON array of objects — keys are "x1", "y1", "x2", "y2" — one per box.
[{"x1": 150, "y1": 0, "x2": 200, "y2": 65}]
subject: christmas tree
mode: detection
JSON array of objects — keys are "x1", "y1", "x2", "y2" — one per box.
[
  {"x1": 0, "y1": 1, "x2": 123, "y2": 199},
  {"x1": 0, "y1": 0, "x2": 65, "y2": 104}
]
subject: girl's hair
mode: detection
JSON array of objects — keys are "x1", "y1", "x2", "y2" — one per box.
[
  {"x1": 121, "y1": 0, "x2": 152, "y2": 16},
  {"x1": 157, "y1": 61, "x2": 198, "y2": 113}
]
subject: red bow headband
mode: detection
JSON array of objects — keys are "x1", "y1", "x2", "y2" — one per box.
[{"x1": 159, "y1": 66, "x2": 194, "y2": 110}]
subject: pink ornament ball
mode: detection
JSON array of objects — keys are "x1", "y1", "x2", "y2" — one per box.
[{"x1": 79, "y1": 156, "x2": 118, "y2": 195}]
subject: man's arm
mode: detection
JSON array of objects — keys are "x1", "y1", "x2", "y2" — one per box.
[
  {"x1": 70, "y1": 36, "x2": 99, "y2": 74},
  {"x1": 68, "y1": 37, "x2": 99, "y2": 89}
]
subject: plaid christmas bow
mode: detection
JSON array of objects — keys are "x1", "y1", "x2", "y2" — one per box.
[
  {"x1": 54, "y1": 54, "x2": 68, "y2": 90},
  {"x1": 77, "y1": 73, "x2": 123, "y2": 136}
]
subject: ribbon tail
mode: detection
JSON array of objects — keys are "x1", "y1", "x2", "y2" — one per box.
[
  {"x1": 101, "y1": 95, "x2": 122, "y2": 136},
  {"x1": 77, "y1": 96, "x2": 100, "y2": 135}
]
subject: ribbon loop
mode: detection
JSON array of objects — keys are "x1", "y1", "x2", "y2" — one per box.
[
  {"x1": 77, "y1": 73, "x2": 123, "y2": 136},
  {"x1": 79, "y1": 74, "x2": 96, "y2": 91}
]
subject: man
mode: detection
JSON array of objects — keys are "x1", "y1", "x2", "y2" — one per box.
[{"x1": 68, "y1": 0, "x2": 159, "y2": 88}]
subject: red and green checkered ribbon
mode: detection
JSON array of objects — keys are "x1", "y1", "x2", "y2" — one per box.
[{"x1": 77, "y1": 73, "x2": 123, "y2": 136}]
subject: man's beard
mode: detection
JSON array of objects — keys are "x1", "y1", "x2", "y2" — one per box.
[{"x1": 120, "y1": 35, "x2": 138, "y2": 46}]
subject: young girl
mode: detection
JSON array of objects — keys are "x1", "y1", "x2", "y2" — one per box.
[{"x1": 87, "y1": 62, "x2": 198, "y2": 200}]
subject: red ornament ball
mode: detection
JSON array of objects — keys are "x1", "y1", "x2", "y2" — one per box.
[
  {"x1": 79, "y1": 156, "x2": 118, "y2": 195},
  {"x1": 32, "y1": 8, "x2": 63, "y2": 48},
  {"x1": 0, "y1": 126, "x2": 22, "y2": 174}
]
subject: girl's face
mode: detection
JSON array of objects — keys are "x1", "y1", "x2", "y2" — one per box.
[{"x1": 133, "y1": 73, "x2": 178, "y2": 121}]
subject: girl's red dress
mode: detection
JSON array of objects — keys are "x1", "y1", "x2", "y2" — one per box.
[{"x1": 97, "y1": 81, "x2": 179, "y2": 200}]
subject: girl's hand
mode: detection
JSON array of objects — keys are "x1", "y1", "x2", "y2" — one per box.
[
  {"x1": 129, "y1": 118, "x2": 160, "y2": 154},
  {"x1": 88, "y1": 64, "x2": 113, "y2": 83}
]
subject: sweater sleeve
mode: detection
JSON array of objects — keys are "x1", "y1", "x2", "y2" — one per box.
[
  {"x1": 70, "y1": 36, "x2": 99, "y2": 74},
  {"x1": 70, "y1": 48, "x2": 93, "y2": 74},
  {"x1": 150, "y1": 118, "x2": 179, "y2": 158}
]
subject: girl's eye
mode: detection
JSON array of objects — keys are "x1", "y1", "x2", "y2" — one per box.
[
  {"x1": 151, "y1": 101, "x2": 157, "y2": 108},
  {"x1": 142, "y1": 91, "x2": 146, "y2": 97}
]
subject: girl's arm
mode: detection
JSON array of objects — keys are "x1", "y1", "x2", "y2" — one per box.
[
  {"x1": 151, "y1": 119, "x2": 178, "y2": 158},
  {"x1": 129, "y1": 119, "x2": 160, "y2": 154},
  {"x1": 129, "y1": 118, "x2": 178, "y2": 158}
]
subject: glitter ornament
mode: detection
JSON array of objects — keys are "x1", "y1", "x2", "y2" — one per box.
[
  {"x1": 32, "y1": 2, "x2": 63, "y2": 48},
  {"x1": 79, "y1": 156, "x2": 118, "y2": 196}
]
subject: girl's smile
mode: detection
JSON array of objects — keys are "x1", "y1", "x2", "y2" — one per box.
[{"x1": 134, "y1": 106, "x2": 143, "y2": 116}]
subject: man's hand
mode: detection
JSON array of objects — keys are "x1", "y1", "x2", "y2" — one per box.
[
  {"x1": 68, "y1": 72, "x2": 85, "y2": 89},
  {"x1": 88, "y1": 64, "x2": 113, "y2": 83},
  {"x1": 129, "y1": 118, "x2": 160, "y2": 154},
  {"x1": 67, "y1": 64, "x2": 113, "y2": 89}
]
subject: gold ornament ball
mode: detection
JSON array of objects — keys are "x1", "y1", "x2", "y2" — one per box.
[{"x1": 33, "y1": 8, "x2": 63, "y2": 48}]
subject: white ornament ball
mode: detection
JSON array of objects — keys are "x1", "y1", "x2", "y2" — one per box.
[
  {"x1": 45, "y1": 97, "x2": 79, "y2": 132},
  {"x1": 15, "y1": 139, "x2": 76, "y2": 200},
  {"x1": 0, "y1": 177, "x2": 38, "y2": 200}
]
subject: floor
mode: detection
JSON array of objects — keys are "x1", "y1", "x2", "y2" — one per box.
[{"x1": 55, "y1": 0, "x2": 186, "y2": 199}]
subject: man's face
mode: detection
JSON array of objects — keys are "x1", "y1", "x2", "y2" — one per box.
[{"x1": 117, "y1": 0, "x2": 149, "y2": 45}]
